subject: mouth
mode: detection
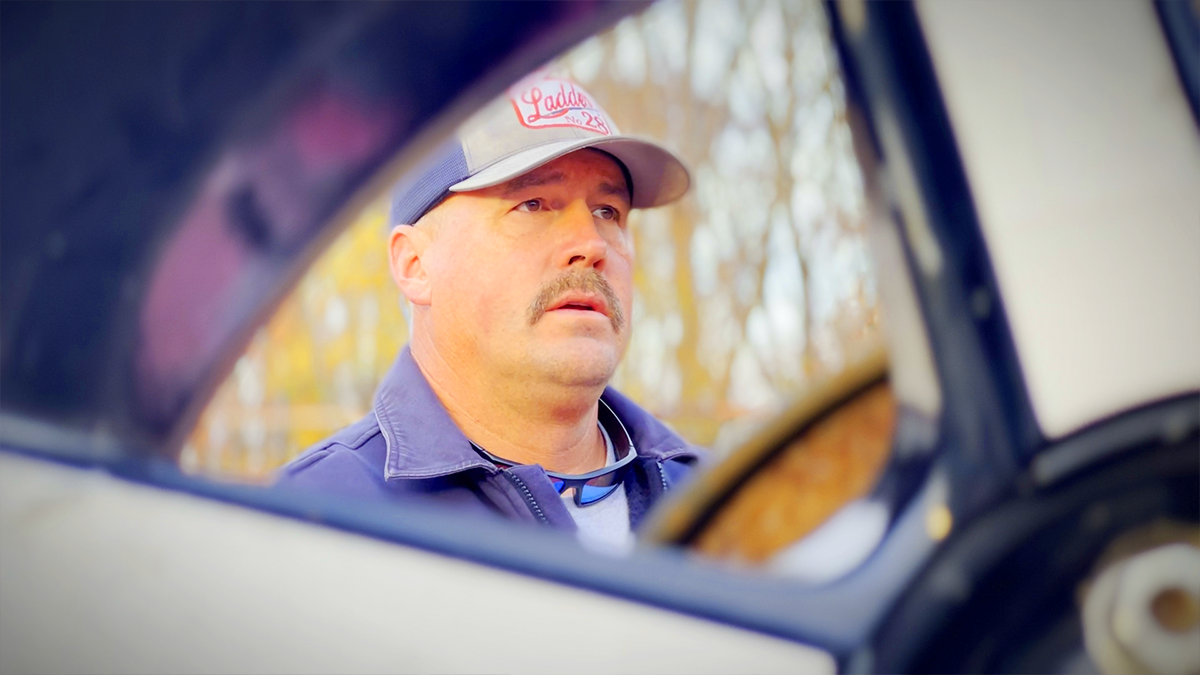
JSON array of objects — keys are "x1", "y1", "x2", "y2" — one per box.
[
  {"x1": 528, "y1": 269, "x2": 625, "y2": 332},
  {"x1": 548, "y1": 293, "x2": 609, "y2": 318}
]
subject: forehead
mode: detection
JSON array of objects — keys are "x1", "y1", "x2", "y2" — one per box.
[{"x1": 493, "y1": 149, "x2": 630, "y2": 200}]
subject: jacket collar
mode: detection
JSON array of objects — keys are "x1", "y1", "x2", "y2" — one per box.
[
  {"x1": 598, "y1": 387, "x2": 697, "y2": 463},
  {"x1": 374, "y1": 346, "x2": 696, "y2": 481},
  {"x1": 374, "y1": 346, "x2": 494, "y2": 480}
]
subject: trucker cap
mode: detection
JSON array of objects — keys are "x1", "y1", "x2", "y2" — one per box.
[{"x1": 390, "y1": 74, "x2": 691, "y2": 226}]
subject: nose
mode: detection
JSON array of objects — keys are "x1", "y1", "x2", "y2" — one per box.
[{"x1": 560, "y1": 201, "x2": 607, "y2": 271}]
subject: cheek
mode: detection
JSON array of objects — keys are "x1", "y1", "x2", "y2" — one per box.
[
  {"x1": 606, "y1": 249, "x2": 636, "y2": 309},
  {"x1": 604, "y1": 226, "x2": 634, "y2": 259},
  {"x1": 429, "y1": 245, "x2": 490, "y2": 318},
  {"x1": 609, "y1": 231, "x2": 634, "y2": 277},
  {"x1": 437, "y1": 254, "x2": 537, "y2": 329}
]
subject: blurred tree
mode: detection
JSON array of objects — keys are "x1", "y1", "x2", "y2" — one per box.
[{"x1": 183, "y1": 0, "x2": 880, "y2": 481}]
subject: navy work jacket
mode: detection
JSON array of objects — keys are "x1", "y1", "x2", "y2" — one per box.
[{"x1": 275, "y1": 347, "x2": 701, "y2": 531}]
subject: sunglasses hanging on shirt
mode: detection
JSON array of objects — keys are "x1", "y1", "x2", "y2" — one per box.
[{"x1": 471, "y1": 399, "x2": 638, "y2": 507}]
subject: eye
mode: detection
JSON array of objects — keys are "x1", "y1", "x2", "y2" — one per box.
[
  {"x1": 592, "y1": 205, "x2": 619, "y2": 221},
  {"x1": 515, "y1": 199, "x2": 544, "y2": 213}
]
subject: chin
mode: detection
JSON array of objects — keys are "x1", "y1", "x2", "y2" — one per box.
[{"x1": 531, "y1": 344, "x2": 621, "y2": 389}]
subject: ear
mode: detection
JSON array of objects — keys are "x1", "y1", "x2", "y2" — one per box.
[{"x1": 388, "y1": 225, "x2": 433, "y2": 306}]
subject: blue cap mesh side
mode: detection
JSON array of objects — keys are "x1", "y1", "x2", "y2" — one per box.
[{"x1": 390, "y1": 137, "x2": 470, "y2": 226}]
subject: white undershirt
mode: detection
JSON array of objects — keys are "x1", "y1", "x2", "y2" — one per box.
[{"x1": 561, "y1": 423, "x2": 634, "y2": 554}]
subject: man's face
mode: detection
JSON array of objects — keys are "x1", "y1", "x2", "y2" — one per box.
[{"x1": 419, "y1": 149, "x2": 635, "y2": 390}]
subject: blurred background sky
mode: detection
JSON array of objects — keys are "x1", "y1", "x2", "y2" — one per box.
[{"x1": 183, "y1": 0, "x2": 882, "y2": 481}]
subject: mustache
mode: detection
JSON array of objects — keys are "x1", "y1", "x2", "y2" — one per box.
[{"x1": 527, "y1": 269, "x2": 625, "y2": 332}]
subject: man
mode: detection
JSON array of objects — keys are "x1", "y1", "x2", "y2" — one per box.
[{"x1": 276, "y1": 75, "x2": 698, "y2": 550}]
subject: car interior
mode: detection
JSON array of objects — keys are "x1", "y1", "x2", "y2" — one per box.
[{"x1": 2, "y1": 1, "x2": 1197, "y2": 673}]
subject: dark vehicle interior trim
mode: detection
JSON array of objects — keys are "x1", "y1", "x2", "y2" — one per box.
[{"x1": 1156, "y1": 0, "x2": 1200, "y2": 126}]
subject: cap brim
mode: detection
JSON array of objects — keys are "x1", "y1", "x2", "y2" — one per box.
[{"x1": 449, "y1": 136, "x2": 691, "y2": 209}]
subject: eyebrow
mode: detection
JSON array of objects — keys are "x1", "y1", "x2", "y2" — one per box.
[
  {"x1": 597, "y1": 181, "x2": 631, "y2": 204},
  {"x1": 501, "y1": 172, "x2": 631, "y2": 205},
  {"x1": 502, "y1": 171, "x2": 565, "y2": 195}
]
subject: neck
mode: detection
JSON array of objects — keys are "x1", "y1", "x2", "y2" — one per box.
[{"x1": 409, "y1": 330, "x2": 608, "y2": 475}]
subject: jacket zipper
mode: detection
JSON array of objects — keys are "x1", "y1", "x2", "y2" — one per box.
[
  {"x1": 656, "y1": 460, "x2": 669, "y2": 495},
  {"x1": 504, "y1": 472, "x2": 549, "y2": 524}
]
